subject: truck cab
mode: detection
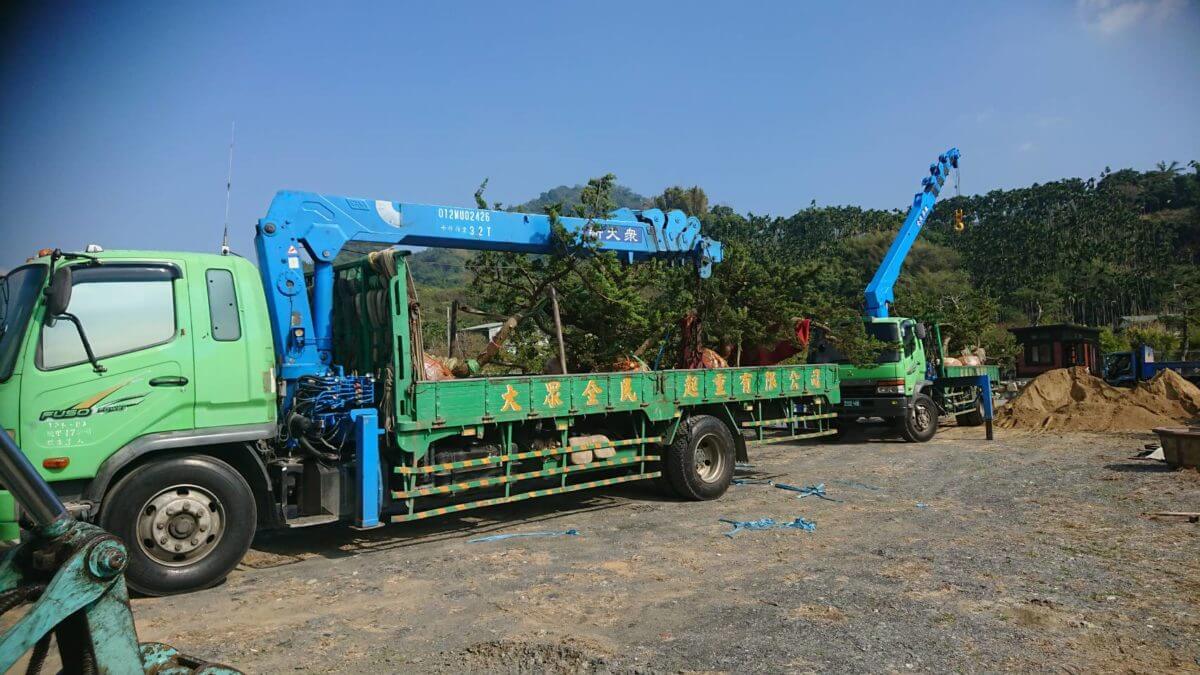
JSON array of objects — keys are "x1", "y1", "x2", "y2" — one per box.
[
  {"x1": 0, "y1": 249, "x2": 276, "y2": 589},
  {"x1": 813, "y1": 317, "x2": 939, "y2": 442}
]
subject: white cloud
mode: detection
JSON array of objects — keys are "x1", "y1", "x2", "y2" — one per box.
[
  {"x1": 1077, "y1": 0, "x2": 1185, "y2": 34},
  {"x1": 1018, "y1": 141, "x2": 1036, "y2": 153}
]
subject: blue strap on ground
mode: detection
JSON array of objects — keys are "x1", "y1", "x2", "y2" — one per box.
[
  {"x1": 733, "y1": 479, "x2": 842, "y2": 502},
  {"x1": 719, "y1": 517, "x2": 816, "y2": 538},
  {"x1": 773, "y1": 482, "x2": 841, "y2": 502},
  {"x1": 468, "y1": 529, "x2": 580, "y2": 543}
]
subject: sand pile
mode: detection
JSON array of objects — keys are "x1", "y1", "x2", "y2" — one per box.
[{"x1": 997, "y1": 366, "x2": 1200, "y2": 432}]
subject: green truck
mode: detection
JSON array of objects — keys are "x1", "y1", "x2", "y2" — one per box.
[
  {"x1": 0, "y1": 191, "x2": 838, "y2": 595},
  {"x1": 815, "y1": 319, "x2": 997, "y2": 441}
]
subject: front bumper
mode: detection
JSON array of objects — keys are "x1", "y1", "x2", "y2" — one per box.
[{"x1": 835, "y1": 395, "x2": 909, "y2": 419}]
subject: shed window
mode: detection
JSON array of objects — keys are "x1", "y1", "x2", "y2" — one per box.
[
  {"x1": 1026, "y1": 343, "x2": 1054, "y2": 365},
  {"x1": 205, "y1": 269, "x2": 241, "y2": 341}
]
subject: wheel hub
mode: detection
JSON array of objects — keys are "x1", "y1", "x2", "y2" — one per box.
[
  {"x1": 136, "y1": 484, "x2": 224, "y2": 566},
  {"x1": 913, "y1": 402, "x2": 932, "y2": 430},
  {"x1": 693, "y1": 433, "x2": 727, "y2": 483}
]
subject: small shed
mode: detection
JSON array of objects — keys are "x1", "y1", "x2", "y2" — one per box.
[{"x1": 1009, "y1": 324, "x2": 1102, "y2": 379}]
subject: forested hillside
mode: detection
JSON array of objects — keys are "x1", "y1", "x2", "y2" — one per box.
[{"x1": 409, "y1": 163, "x2": 1200, "y2": 372}]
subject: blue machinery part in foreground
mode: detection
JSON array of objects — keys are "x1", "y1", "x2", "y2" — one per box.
[
  {"x1": 0, "y1": 429, "x2": 240, "y2": 673},
  {"x1": 254, "y1": 191, "x2": 724, "y2": 382},
  {"x1": 864, "y1": 148, "x2": 961, "y2": 319}
]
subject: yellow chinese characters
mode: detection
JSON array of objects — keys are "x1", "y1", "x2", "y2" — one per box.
[
  {"x1": 543, "y1": 381, "x2": 563, "y2": 408},
  {"x1": 789, "y1": 370, "x2": 801, "y2": 391},
  {"x1": 714, "y1": 373, "x2": 727, "y2": 395},
  {"x1": 583, "y1": 380, "x2": 603, "y2": 406},
  {"x1": 500, "y1": 384, "x2": 522, "y2": 412},
  {"x1": 619, "y1": 377, "x2": 638, "y2": 402},
  {"x1": 683, "y1": 375, "x2": 700, "y2": 398},
  {"x1": 740, "y1": 372, "x2": 753, "y2": 394},
  {"x1": 810, "y1": 368, "x2": 822, "y2": 388},
  {"x1": 764, "y1": 371, "x2": 778, "y2": 391}
]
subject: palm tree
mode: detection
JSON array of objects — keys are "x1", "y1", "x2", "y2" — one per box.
[{"x1": 1155, "y1": 160, "x2": 1182, "y2": 175}]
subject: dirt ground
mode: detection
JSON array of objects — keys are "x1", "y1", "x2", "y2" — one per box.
[{"x1": 119, "y1": 427, "x2": 1199, "y2": 672}]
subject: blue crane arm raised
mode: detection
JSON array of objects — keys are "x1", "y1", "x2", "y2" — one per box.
[
  {"x1": 254, "y1": 190, "x2": 724, "y2": 379},
  {"x1": 863, "y1": 148, "x2": 961, "y2": 318}
]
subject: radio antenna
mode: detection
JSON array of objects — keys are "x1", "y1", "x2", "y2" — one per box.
[{"x1": 221, "y1": 121, "x2": 235, "y2": 255}]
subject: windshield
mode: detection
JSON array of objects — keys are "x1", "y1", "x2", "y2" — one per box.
[
  {"x1": 810, "y1": 321, "x2": 902, "y2": 365},
  {"x1": 860, "y1": 322, "x2": 901, "y2": 364},
  {"x1": 0, "y1": 264, "x2": 47, "y2": 382}
]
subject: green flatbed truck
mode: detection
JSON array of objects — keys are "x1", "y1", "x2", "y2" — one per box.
[{"x1": 0, "y1": 191, "x2": 838, "y2": 595}]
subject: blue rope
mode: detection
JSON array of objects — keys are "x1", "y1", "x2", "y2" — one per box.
[
  {"x1": 468, "y1": 529, "x2": 580, "y2": 543},
  {"x1": 718, "y1": 517, "x2": 816, "y2": 538},
  {"x1": 773, "y1": 482, "x2": 841, "y2": 502},
  {"x1": 731, "y1": 479, "x2": 842, "y2": 502}
]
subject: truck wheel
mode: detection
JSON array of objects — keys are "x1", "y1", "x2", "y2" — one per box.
[
  {"x1": 100, "y1": 455, "x2": 256, "y2": 596},
  {"x1": 665, "y1": 415, "x2": 735, "y2": 500},
  {"x1": 959, "y1": 393, "x2": 986, "y2": 427},
  {"x1": 900, "y1": 393, "x2": 938, "y2": 443}
]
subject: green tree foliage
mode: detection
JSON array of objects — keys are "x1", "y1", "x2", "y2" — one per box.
[
  {"x1": 466, "y1": 174, "x2": 679, "y2": 372},
  {"x1": 654, "y1": 186, "x2": 709, "y2": 216},
  {"x1": 1126, "y1": 322, "x2": 1182, "y2": 356},
  {"x1": 1098, "y1": 327, "x2": 1129, "y2": 355}
]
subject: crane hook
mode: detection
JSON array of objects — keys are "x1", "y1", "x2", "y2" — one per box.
[{"x1": 953, "y1": 208, "x2": 965, "y2": 232}]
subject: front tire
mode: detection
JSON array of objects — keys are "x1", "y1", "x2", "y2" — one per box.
[
  {"x1": 100, "y1": 455, "x2": 256, "y2": 596},
  {"x1": 900, "y1": 393, "x2": 938, "y2": 443},
  {"x1": 664, "y1": 415, "x2": 735, "y2": 500}
]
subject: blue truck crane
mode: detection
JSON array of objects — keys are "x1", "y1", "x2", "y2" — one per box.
[
  {"x1": 255, "y1": 191, "x2": 723, "y2": 382},
  {"x1": 864, "y1": 148, "x2": 961, "y2": 318}
]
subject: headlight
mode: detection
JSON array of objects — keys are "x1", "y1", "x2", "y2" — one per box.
[{"x1": 875, "y1": 380, "x2": 905, "y2": 395}]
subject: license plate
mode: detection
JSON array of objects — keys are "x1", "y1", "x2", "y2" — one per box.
[{"x1": 843, "y1": 400, "x2": 862, "y2": 408}]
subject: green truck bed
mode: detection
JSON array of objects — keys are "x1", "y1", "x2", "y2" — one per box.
[
  {"x1": 386, "y1": 363, "x2": 840, "y2": 522},
  {"x1": 942, "y1": 364, "x2": 1001, "y2": 383}
]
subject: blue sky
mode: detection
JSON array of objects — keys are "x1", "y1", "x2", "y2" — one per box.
[{"x1": 1, "y1": 1, "x2": 1198, "y2": 272}]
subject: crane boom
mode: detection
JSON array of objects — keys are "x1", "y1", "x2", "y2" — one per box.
[
  {"x1": 863, "y1": 148, "x2": 961, "y2": 318},
  {"x1": 254, "y1": 190, "x2": 723, "y2": 379}
]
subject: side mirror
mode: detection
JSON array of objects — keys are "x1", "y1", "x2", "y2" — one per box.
[
  {"x1": 44, "y1": 266, "x2": 73, "y2": 320},
  {"x1": 915, "y1": 323, "x2": 927, "y2": 340}
]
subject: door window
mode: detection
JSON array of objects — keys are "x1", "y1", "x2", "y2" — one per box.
[
  {"x1": 205, "y1": 269, "x2": 241, "y2": 341},
  {"x1": 39, "y1": 265, "x2": 179, "y2": 370}
]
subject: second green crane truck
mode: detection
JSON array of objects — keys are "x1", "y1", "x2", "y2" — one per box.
[
  {"x1": 812, "y1": 149, "x2": 996, "y2": 442},
  {"x1": 0, "y1": 192, "x2": 839, "y2": 595}
]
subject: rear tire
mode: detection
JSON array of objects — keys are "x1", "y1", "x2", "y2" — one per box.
[
  {"x1": 664, "y1": 415, "x2": 735, "y2": 500},
  {"x1": 900, "y1": 393, "x2": 938, "y2": 443},
  {"x1": 100, "y1": 455, "x2": 256, "y2": 596}
]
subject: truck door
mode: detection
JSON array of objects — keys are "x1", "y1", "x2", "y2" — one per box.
[{"x1": 20, "y1": 263, "x2": 195, "y2": 482}]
